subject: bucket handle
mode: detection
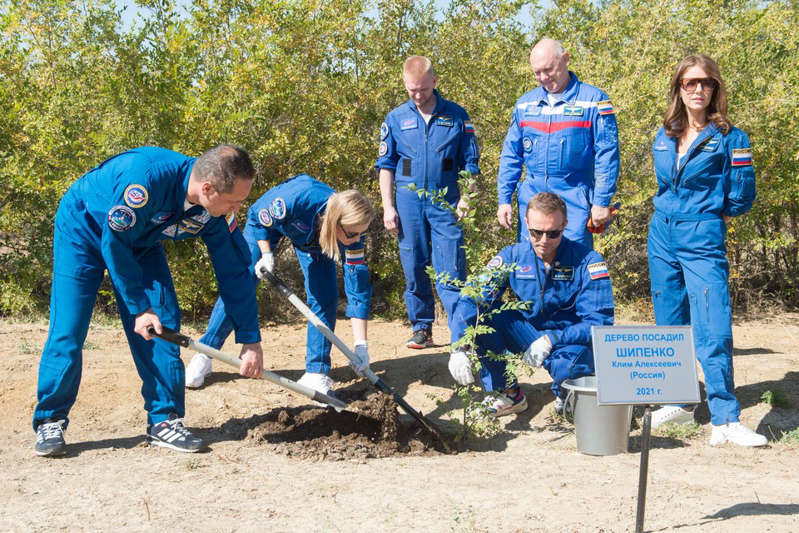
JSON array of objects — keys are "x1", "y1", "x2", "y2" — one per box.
[{"x1": 564, "y1": 388, "x2": 576, "y2": 421}]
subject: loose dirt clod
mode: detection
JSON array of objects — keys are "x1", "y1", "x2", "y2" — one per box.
[{"x1": 219, "y1": 389, "x2": 445, "y2": 461}]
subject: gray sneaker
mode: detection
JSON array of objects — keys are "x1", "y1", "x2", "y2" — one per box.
[{"x1": 35, "y1": 419, "x2": 67, "y2": 457}]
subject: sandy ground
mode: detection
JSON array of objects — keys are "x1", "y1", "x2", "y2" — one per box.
[{"x1": 1, "y1": 316, "x2": 798, "y2": 532}]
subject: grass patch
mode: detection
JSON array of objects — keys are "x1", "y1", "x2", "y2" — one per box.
[
  {"x1": 656, "y1": 421, "x2": 702, "y2": 440},
  {"x1": 760, "y1": 389, "x2": 789, "y2": 408},
  {"x1": 779, "y1": 428, "x2": 799, "y2": 447}
]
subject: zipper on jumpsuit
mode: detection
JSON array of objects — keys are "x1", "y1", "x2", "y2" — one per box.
[{"x1": 423, "y1": 110, "x2": 431, "y2": 192}]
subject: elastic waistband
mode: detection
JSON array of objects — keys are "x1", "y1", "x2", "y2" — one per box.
[{"x1": 653, "y1": 211, "x2": 720, "y2": 222}]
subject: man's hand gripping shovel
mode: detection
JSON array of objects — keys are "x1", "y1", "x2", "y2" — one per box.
[
  {"x1": 147, "y1": 326, "x2": 349, "y2": 412},
  {"x1": 261, "y1": 269, "x2": 455, "y2": 453}
]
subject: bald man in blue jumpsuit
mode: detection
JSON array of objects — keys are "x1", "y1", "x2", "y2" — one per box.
[{"x1": 33, "y1": 145, "x2": 263, "y2": 456}]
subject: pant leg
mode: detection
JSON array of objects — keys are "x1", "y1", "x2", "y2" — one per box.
[
  {"x1": 542, "y1": 344, "x2": 594, "y2": 398},
  {"x1": 114, "y1": 246, "x2": 183, "y2": 426},
  {"x1": 427, "y1": 199, "x2": 466, "y2": 328},
  {"x1": 199, "y1": 225, "x2": 262, "y2": 349},
  {"x1": 648, "y1": 215, "x2": 691, "y2": 326},
  {"x1": 676, "y1": 218, "x2": 739, "y2": 425},
  {"x1": 33, "y1": 227, "x2": 104, "y2": 430},
  {"x1": 474, "y1": 309, "x2": 542, "y2": 392},
  {"x1": 296, "y1": 247, "x2": 337, "y2": 374},
  {"x1": 395, "y1": 187, "x2": 434, "y2": 332}
]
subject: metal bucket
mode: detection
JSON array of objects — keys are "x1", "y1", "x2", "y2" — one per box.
[{"x1": 562, "y1": 375, "x2": 632, "y2": 456}]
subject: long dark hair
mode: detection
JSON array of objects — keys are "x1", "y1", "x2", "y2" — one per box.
[{"x1": 663, "y1": 54, "x2": 731, "y2": 138}]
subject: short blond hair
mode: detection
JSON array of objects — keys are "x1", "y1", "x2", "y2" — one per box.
[
  {"x1": 318, "y1": 190, "x2": 375, "y2": 261},
  {"x1": 526, "y1": 192, "x2": 567, "y2": 221},
  {"x1": 403, "y1": 55, "x2": 436, "y2": 78}
]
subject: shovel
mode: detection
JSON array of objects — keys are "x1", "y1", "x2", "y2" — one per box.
[
  {"x1": 148, "y1": 326, "x2": 350, "y2": 412},
  {"x1": 261, "y1": 269, "x2": 455, "y2": 453}
]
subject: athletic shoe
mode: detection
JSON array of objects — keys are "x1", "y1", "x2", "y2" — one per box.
[
  {"x1": 147, "y1": 414, "x2": 203, "y2": 453},
  {"x1": 35, "y1": 418, "x2": 67, "y2": 457},
  {"x1": 482, "y1": 388, "x2": 528, "y2": 417},
  {"x1": 406, "y1": 329, "x2": 434, "y2": 349},
  {"x1": 651, "y1": 405, "x2": 694, "y2": 429},
  {"x1": 297, "y1": 372, "x2": 339, "y2": 406},
  {"x1": 185, "y1": 353, "x2": 213, "y2": 389},
  {"x1": 554, "y1": 396, "x2": 565, "y2": 415},
  {"x1": 709, "y1": 422, "x2": 768, "y2": 447}
]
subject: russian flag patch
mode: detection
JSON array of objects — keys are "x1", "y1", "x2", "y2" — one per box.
[
  {"x1": 731, "y1": 148, "x2": 752, "y2": 167},
  {"x1": 596, "y1": 100, "x2": 615, "y2": 115},
  {"x1": 587, "y1": 261, "x2": 609, "y2": 280},
  {"x1": 464, "y1": 120, "x2": 475, "y2": 134},
  {"x1": 226, "y1": 212, "x2": 237, "y2": 233},
  {"x1": 345, "y1": 248, "x2": 365, "y2": 265}
]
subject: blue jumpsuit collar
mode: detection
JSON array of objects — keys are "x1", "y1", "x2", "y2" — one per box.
[
  {"x1": 404, "y1": 89, "x2": 442, "y2": 116},
  {"x1": 534, "y1": 71, "x2": 580, "y2": 105}
]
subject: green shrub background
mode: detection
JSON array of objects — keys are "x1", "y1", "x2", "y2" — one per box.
[{"x1": 1, "y1": 0, "x2": 796, "y2": 322}]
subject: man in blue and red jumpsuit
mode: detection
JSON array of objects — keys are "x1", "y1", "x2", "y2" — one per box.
[
  {"x1": 497, "y1": 38, "x2": 620, "y2": 248},
  {"x1": 32, "y1": 145, "x2": 264, "y2": 456},
  {"x1": 448, "y1": 193, "x2": 614, "y2": 417},
  {"x1": 376, "y1": 55, "x2": 480, "y2": 349}
]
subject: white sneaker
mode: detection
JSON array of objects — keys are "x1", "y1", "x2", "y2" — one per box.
[
  {"x1": 481, "y1": 389, "x2": 528, "y2": 418},
  {"x1": 185, "y1": 353, "x2": 212, "y2": 388},
  {"x1": 651, "y1": 405, "x2": 694, "y2": 429},
  {"x1": 554, "y1": 396, "x2": 565, "y2": 414},
  {"x1": 710, "y1": 422, "x2": 768, "y2": 447},
  {"x1": 297, "y1": 372, "x2": 336, "y2": 396}
]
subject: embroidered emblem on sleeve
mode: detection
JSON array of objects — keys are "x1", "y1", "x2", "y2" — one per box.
[
  {"x1": 108, "y1": 205, "x2": 136, "y2": 232},
  {"x1": 345, "y1": 248, "x2": 365, "y2": 265},
  {"x1": 587, "y1": 261, "x2": 610, "y2": 280},
  {"x1": 596, "y1": 100, "x2": 615, "y2": 115},
  {"x1": 731, "y1": 148, "x2": 752, "y2": 167},
  {"x1": 124, "y1": 184, "x2": 149, "y2": 208}
]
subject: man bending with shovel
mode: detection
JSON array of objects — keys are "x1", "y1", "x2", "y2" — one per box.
[{"x1": 33, "y1": 145, "x2": 264, "y2": 456}]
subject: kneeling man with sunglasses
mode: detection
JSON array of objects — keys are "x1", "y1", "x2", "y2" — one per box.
[{"x1": 447, "y1": 192, "x2": 614, "y2": 417}]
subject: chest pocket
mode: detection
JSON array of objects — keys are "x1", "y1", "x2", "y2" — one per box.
[
  {"x1": 559, "y1": 129, "x2": 591, "y2": 172},
  {"x1": 681, "y1": 148, "x2": 724, "y2": 191}
]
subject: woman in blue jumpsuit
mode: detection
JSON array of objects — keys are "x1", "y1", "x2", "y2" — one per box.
[
  {"x1": 647, "y1": 54, "x2": 765, "y2": 446},
  {"x1": 186, "y1": 175, "x2": 374, "y2": 396}
]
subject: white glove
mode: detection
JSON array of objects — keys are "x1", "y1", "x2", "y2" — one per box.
[
  {"x1": 254, "y1": 251, "x2": 275, "y2": 279},
  {"x1": 350, "y1": 341, "x2": 370, "y2": 376},
  {"x1": 523, "y1": 335, "x2": 552, "y2": 368},
  {"x1": 448, "y1": 350, "x2": 475, "y2": 386}
]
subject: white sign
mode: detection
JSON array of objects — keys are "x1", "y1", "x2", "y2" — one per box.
[{"x1": 591, "y1": 325, "x2": 700, "y2": 405}]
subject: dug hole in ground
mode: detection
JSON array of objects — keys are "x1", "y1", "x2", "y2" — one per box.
[{"x1": 1, "y1": 317, "x2": 798, "y2": 532}]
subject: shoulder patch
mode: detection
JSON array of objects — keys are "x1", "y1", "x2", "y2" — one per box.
[
  {"x1": 596, "y1": 100, "x2": 615, "y2": 115},
  {"x1": 731, "y1": 148, "x2": 752, "y2": 167},
  {"x1": 226, "y1": 212, "x2": 237, "y2": 232},
  {"x1": 380, "y1": 122, "x2": 389, "y2": 140},
  {"x1": 464, "y1": 120, "x2": 475, "y2": 134},
  {"x1": 345, "y1": 248, "x2": 365, "y2": 265},
  {"x1": 378, "y1": 141, "x2": 388, "y2": 157},
  {"x1": 124, "y1": 184, "x2": 149, "y2": 208},
  {"x1": 523, "y1": 137, "x2": 533, "y2": 153},
  {"x1": 258, "y1": 208, "x2": 273, "y2": 227},
  {"x1": 487, "y1": 255, "x2": 503, "y2": 269},
  {"x1": 587, "y1": 261, "x2": 609, "y2": 280},
  {"x1": 269, "y1": 198, "x2": 287, "y2": 220},
  {"x1": 108, "y1": 205, "x2": 136, "y2": 232}
]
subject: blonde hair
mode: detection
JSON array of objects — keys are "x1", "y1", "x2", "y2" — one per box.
[
  {"x1": 664, "y1": 54, "x2": 730, "y2": 137},
  {"x1": 318, "y1": 189, "x2": 375, "y2": 261},
  {"x1": 403, "y1": 55, "x2": 436, "y2": 78}
]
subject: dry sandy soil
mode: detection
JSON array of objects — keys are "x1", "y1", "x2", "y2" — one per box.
[{"x1": 1, "y1": 315, "x2": 798, "y2": 532}]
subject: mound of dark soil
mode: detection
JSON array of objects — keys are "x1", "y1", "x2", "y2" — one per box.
[{"x1": 222, "y1": 389, "x2": 447, "y2": 461}]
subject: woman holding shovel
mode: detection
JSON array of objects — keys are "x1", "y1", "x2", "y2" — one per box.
[{"x1": 185, "y1": 174, "x2": 375, "y2": 397}]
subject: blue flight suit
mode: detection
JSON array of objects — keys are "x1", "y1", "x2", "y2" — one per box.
[
  {"x1": 375, "y1": 90, "x2": 480, "y2": 332},
  {"x1": 200, "y1": 175, "x2": 371, "y2": 374},
  {"x1": 648, "y1": 124, "x2": 756, "y2": 425},
  {"x1": 498, "y1": 72, "x2": 620, "y2": 247},
  {"x1": 33, "y1": 147, "x2": 259, "y2": 430},
  {"x1": 450, "y1": 237, "x2": 614, "y2": 397}
]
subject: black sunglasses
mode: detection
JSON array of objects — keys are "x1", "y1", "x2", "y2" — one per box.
[
  {"x1": 339, "y1": 222, "x2": 363, "y2": 239},
  {"x1": 528, "y1": 227, "x2": 563, "y2": 240}
]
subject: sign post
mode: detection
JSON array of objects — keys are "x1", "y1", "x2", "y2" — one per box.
[{"x1": 591, "y1": 325, "x2": 700, "y2": 533}]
